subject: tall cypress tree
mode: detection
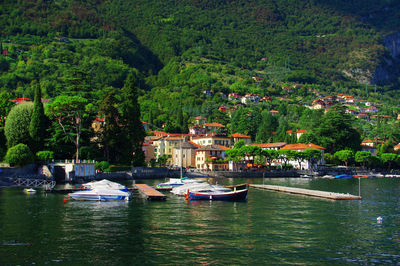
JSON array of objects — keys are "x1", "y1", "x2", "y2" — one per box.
[
  {"x1": 120, "y1": 72, "x2": 146, "y2": 166},
  {"x1": 29, "y1": 81, "x2": 46, "y2": 153},
  {"x1": 98, "y1": 92, "x2": 123, "y2": 162}
]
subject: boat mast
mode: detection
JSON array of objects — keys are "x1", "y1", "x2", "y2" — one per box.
[{"x1": 180, "y1": 137, "x2": 183, "y2": 179}]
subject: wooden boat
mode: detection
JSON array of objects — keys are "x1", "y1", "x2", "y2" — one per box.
[{"x1": 185, "y1": 184, "x2": 248, "y2": 201}]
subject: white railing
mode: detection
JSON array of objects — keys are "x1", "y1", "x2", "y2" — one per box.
[{"x1": 12, "y1": 178, "x2": 56, "y2": 189}]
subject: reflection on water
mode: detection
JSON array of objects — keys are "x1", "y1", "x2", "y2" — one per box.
[{"x1": 0, "y1": 178, "x2": 399, "y2": 265}]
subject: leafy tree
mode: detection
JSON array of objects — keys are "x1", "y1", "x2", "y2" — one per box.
[
  {"x1": 369, "y1": 155, "x2": 383, "y2": 169},
  {"x1": 279, "y1": 149, "x2": 296, "y2": 169},
  {"x1": 230, "y1": 107, "x2": 261, "y2": 140},
  {"x1": 233, "y1": 139, "x2": 246, "y2": 149},
  {"x1": 0, "y1": 56, "x2": 10, "y2": 72},
  {"x1": 298, "y1": 132, "x2": 318, "y2": 144},
  {"x1": 239, "y1": 145, "x2": 262, "y2": 165},
  {"x1": 315, "y1": 108, "x2": 361, "y2": 153},
  {"x1": 95, "y1": 161, "x2": 110, "y2": 172},
  {"x1": 4, "y1": 102, "x2": 33, "y2": 148},
  {"x1": 120, "y1": 72, "x2": 146, "y2": 166},
  {"x1": 256, "y1": 111, "x2": 278, "y2": 143},
  {"x1": 157, "y1": 154, "x2": 169, "y2": 167},
  {"x1": 36, "y1": 151, "x2": 54, "y2": 161},
  {"x1": 274, "y1": 117, "x2": 290, "y2": 142},
  {"x1": 303, "y1": 149, "x2": 322, "y2": 169},
  {"x1": 334, "y1": 149, "x2": 355, "y2": 168},
  {"x1": 29, "y1": 81, "x2": 47, "y2": 152},
  {"x1": 46, "y1": 95, "x2": 89, "y2": 161},
  {"x1": 261, "y1": 149, "x2": 279, "y2": 167},
  {"x1": 355, "y1": 151, "x2": 372, "y2": 169},
  {"x1": 5, "y1": 143, "x2": 34, "y2": 167},
  {"x1": 292, "y1": 151, "x2": 307, "y2": 170},
  {"x1": 380, "y1": 153, "x2": 398, "y2": 170}
]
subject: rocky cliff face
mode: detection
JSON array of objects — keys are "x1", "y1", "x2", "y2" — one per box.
[
  {"x1": 372, "y1": 31, "x2": 400, "y2": 84},
  {"x1": 384, "y1": 31, "x2": 400, "y2": 58}
]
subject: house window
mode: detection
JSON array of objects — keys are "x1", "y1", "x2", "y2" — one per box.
[{"x1": 208, "y1": 140, "x2": 212, "y2": 144}]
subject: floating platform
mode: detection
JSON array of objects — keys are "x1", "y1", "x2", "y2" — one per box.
[
  {"x1": 250, "y1": 184, "x2": 362, "y2": 200},
  {"x1": 135, "y1": 184, "x2": 167, "y2": 200}
]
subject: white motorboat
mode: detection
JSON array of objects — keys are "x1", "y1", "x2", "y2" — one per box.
[
  {"x1": 69, "y1": 180, "x2": 131, "y2": 201},
  {"x1": 82, "y1": 179, "x2": 128, "y2": 191},
  {"x1": 69, "y1": 188, "x2": 130, "y2": 201}
]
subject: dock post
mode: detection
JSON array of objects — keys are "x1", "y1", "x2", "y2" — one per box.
[{"x1": 263, "y1": 172, "x2": 265, "y2": 185}]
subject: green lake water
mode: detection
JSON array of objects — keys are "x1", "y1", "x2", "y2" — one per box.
[{"x1": 1, "y1": 177, "x2": 399, "y2": 265}]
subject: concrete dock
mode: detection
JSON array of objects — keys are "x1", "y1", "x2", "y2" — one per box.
[
  {"x1": 135, "y1": 184, "x2": 167, "y2": 200},
  {"x1": 250, "y1": 184, "x2": 362, "y2": 200}
]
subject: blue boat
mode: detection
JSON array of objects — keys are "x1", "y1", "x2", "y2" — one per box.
[{"x1": 334, "y1": 174, "x2": 353, "y2": 179}]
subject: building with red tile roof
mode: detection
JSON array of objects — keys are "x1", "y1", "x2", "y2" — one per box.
[
  {"x1": 269, "y1": 110, "x2": 279, "y2": 116},
  {"x1": 231, "y1": 133, "x2": 251, "y2": 145},
  {"x1": 250, "y1": 142, "x2": 287, "y2": 150},
  {"x1": 195, "y1": 145, "x2": 228, "y2": 171},
  {"x1": 281, "y1": 143, "x2": 325, "y2": 150},
  {"x1": 9, "y1": 98, "x2": 32, "y2": 104},
  {"x1": 280, "y1": 143, "x2": 325, "y2": 169},
  {"x1": 203, "y1": 122, "x2": 226, "y2": 133},
  {"x1": 394, "y1": 144, "x2": 400, "y2": 151}
]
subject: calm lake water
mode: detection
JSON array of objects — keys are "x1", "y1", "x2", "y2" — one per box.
[{"x1": 1, "y1": 177, "x2": 399, "y2": 265}]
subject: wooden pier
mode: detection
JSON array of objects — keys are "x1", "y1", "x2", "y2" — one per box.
[
  {"x1": 135, "y1": 184, "x2": 167, "y2": 200},
  {"x1": 250, "y1": 184, "x2": 362, "y2": 200}
]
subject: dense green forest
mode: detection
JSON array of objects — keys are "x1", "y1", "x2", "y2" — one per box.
[{"x1": 0, "y1": 0, "x2": 400, "y2": 165}]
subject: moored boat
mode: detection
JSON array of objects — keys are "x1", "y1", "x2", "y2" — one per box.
[
  {"x1": 353, "y1": 175, "x2": 368, "y2": 178},
  {"x1": 68, "y1": 189, "x2": 130, "y2": 201},
  {"x1": 82, "y1": 179, "x2": 128, "y2": 192},
  {"x1": 185, "y1": 185, "x2": 249, "y2": 201},
  {"x1": 69, "y1": 180, "x2": 131, "y2": 201},
  {"x1": 171, "y1": 182, "x2": 230, "y2": 196},
  {"x1": 156, "y1": 177, "x2": 203, "y2": 189},
  {"x1": 23, "y1": 188, "x2": 36, "y2": 194},
  {"x1": 334, "y1": 174, "x2": 353, "y2": 179}
]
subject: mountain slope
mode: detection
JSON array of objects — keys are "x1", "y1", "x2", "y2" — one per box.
[{"x1": 1, "y1": 0, "x2": 400, "y2": 90}]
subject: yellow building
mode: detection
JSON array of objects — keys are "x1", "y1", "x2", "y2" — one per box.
[
  {"x1": 195, "y1": 145, "x2": 229, "y2": 171},
  {"x1": 152, "y1": 136, "x2": 187, "y2": 165},
  {"x1": 191, "y1": 133, "x2": 231, "y2": 147}
]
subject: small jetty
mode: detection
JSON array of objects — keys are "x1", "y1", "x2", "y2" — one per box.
[
  {"x1": 135, "y1": 184, "x2": 167, "y2": 200},
  {"x1": 250, "y1": 184, "x2": 362, "y2": 200}
]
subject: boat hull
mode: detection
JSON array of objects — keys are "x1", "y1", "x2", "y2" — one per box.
[
  {"x1": 68, "y1": 191, "x2": 130, "y2": 201},
  {"x1": 187, "y1": 189, "x2": 248, "y2": 201}
]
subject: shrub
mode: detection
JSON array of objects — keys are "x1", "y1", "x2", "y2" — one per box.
[
  {"x1": 107, "y1": 165, "x2": 131, "y2": 172},
  {"x1": 4, "y1": 102, "x2": 34, "y2": 148},
  {"x1": 95, "y1": 161, "x2": 109, "y2": 172},
  {"x1": 5, "y1": 144, "x2": 34, "y2": 167},
  {"x1": 36, "y1": 151, "x2": 54, "y2": 161}
]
